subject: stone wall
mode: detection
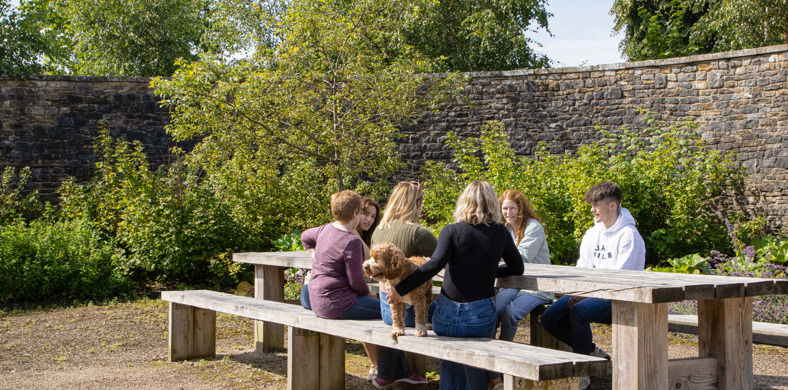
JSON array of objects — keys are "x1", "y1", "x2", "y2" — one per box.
[
  {"x1": 400, "y1": 45, "x2": 788, "y2": 231},
  {"x1": 0, "y1": 76, "x2": 177, "y2": 198},
  {"x1": 1, "y1": 45, "x2": 787, "y2": 229}
]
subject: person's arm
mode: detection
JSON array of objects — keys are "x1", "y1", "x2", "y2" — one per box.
[
  {"x1": 614, "y1": 230, "x2": 645, "y2": 271},
  {"x1": 392, "y1": 225, "x2": 453, "y2": 298},
  {"x1": 518, "y1": 220, "x2": 548, "y2": 264},
  {"x1": 498, "y1": 226, "x2": 525, "y2": 277},
  {"x1": 301, "y1": 225, "x2": 322, "y2": 250},
  {"x1": 344, "y1": 239, "x2": 370, "y2": 296},
  {"x1": 575, "y1": 230, "x2": 593, "y2": 268}
]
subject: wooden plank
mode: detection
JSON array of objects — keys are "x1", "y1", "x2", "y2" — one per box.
[
  {"x1": 255, "y1": 264, "x2": 285, "y2": 353},
  {"x1": 168, "y1": 302, "x2": 193, "y2": 362},
  {"x1": 504, "y1": 376, "x2": 580, "y2": 390},
  {"x1": 288, "y1": 327, "x2": 321, "y2": 390},
  {"x1": 668, "y1": 357, "x2": 718, "y2": 390},
  {"x1": 698, "y1": 297, "x2": 754, "y2": 390},
  {"x1": 162, "y1": 290, "x2": 609, "y2": 381},
  {"x1": 234, "y1": 251, "x2": 314, "y2": 268},
  {"x1": 611, "y1": 301, "x2": 668, "y2": 389},
  {"x1": 193, "y1": 308, "x2": 216, "y2": 357},
  {"x1": 668, "y1": 314, "x2": 788, "y2": 347},
  {"x1": 319, "y1": 333, "x2": 345, "y2": 390},
  {"x1": 496, "y1": 274, "x2": 684, "y2": 303}
]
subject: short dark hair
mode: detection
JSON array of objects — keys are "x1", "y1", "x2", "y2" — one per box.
[{"x1": 585, "y1": 182, "x2": 622, "y2": 204}]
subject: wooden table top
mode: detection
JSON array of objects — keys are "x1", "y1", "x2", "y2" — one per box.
[{"x1": 234, "y1": 251, "x2": 788, "y2": 304}]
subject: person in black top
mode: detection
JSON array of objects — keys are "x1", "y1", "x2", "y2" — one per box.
[{"x1": 387, "y1": 180, "x2": 524, "y2": 390}]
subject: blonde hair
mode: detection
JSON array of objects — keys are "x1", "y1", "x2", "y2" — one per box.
[
  {"x1": 378, "y1": 182, "x2": 423, "y2": 229},
  {"x1": 331, "y1": 190, "x2": 362, "y2": 223},
  {"x1": 499, "y1": 189, "x2": 543, "y2": 245},
  {"x1": 453, "y1": 181, "x2": 501, "y2": 226}
]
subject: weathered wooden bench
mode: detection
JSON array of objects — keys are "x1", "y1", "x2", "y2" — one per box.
[
  {"x1": 668, "y1": 314, "x2": 788, "y2": 347},
  {"x1": 162, "y1": 289, "x2": 609, "y2": 389}
]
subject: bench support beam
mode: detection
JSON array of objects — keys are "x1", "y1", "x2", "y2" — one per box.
[
  {"x1": 504, "y1": 375, "x2": 580, "y2": 389},
  {"x1": 288, "y1": 327, "x2": 345, "y2": 390},
  {"x1": 612, "y1": 301, "x2": 668, "y2": 389},
  {"x1": 698, "y1": 297, "x2": 753, "y2": 390},
  {"x1": 168, "y1": 302, "x2": 216, "y2": 361},
  {"x1": 668, "y1": 357, "x2": 718, "y2": 389},
  {"x1": 255, "y1": 264, "x2": 286, "y2": 352}
]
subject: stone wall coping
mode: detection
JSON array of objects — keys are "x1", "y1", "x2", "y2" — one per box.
[
  {"x1": 4, "y1": 44, "x2": 787, "y2": 84},
  {"x1": 428, "y1": 44, "x2": 788, "y2": 79}
]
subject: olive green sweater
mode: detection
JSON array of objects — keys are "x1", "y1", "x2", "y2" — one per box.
[{"x1": 370, "y1": 220, "x2": 437, "y2": 257}]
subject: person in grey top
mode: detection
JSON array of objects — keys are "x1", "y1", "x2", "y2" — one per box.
[{"x1": 494, "y1": 189, "x2": 553, "y2": 341}]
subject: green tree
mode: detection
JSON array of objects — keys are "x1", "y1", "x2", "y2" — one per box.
[
  {"x1": 403, "y1": 0, "x2": 551, "y2": 71},
  {"x1": 612, "y1": 0, "x2": 788, "y2": 61},
  {"x1": 0, "y1": 0, "x2": 54, "y2": 76},
  {"x1": 153, "y1": 0, "x2": 461, "y2": 234},
  {"x1": 52, "y1": 0, "x2": 209, "y2": 76}
]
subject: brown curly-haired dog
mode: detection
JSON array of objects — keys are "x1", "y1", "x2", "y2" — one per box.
[{"x1": 363, "y1": 242, "x2": 432, "y2": 340}]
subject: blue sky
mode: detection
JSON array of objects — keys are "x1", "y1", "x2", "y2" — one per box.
[
  {"x1": 529, "y1": 1, "x2": 624, "y2": 67},
  {"x1": 7, "y1": 0, "x2": 624, "y2": 67}
]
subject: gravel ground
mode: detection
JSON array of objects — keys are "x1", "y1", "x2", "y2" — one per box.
[{"x1": 1, "y1": 299, "x2": 786, "y2": 389}]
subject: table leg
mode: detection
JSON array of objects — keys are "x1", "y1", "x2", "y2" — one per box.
[
  {"x1": 255, "y1": 264, "x2": 286, "y2": 352},
  {"x1": 697, "y1": 297, "x2": 753, "y2": 390},
  {"x1": 611, "y1": 301, "x2": 668, "y2": 389}
]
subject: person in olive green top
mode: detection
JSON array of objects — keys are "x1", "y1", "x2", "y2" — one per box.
[
  {"x1": 370, "y1": 181, "x2": 436, "y2": 388},
  {"x1": 371, "y1": 181, "x2": 438, "y2": 326}
]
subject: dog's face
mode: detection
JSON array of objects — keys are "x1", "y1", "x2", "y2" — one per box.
[{"x1": 363, "y1": 242, "x2": 407, "y2": 282}]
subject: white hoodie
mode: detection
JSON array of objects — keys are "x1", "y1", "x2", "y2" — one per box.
[{"x1": 576, "y1": 207, "x2": 645, "y2": 271}]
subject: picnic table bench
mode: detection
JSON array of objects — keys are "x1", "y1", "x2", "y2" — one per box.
[
  {"x1": 235, "y1": 251, "x2": 788, "y2": 390},
  {"x1": 162, "y1": 289, "x2": 609, "y2": 389}
]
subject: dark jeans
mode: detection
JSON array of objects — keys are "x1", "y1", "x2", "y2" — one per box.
[{"x1": 540, "y1": 294, "x2": 612, "y2": 355}]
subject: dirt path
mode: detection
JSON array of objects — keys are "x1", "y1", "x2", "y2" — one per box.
[{"x1": 1, "y1": 299, "x2": 786, "y2": 389}]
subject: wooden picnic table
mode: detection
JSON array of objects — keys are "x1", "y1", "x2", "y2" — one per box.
[{"x1": 234, "y1": 251, "x2": 788, "y2": 390}]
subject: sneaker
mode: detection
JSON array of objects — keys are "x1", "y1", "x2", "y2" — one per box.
[
  {"x1": 372, "y1": 377, "x2": 394, "y2": 390},
  {"x1": 368, "y1": 365, "x2": 378, "y2": 381},
  {"x1": 579, "y1": 376, "x2": 592, "y2": 390},
  {"x1": 393, "y1": 374, "x2": 428, "y2": 387},
  {"x1": 590, "y1": 347, "x2": 611, "y2": 361}
]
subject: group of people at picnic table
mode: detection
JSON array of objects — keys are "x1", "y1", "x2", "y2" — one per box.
[{"x1": 298, "y1": 180, "x2": 645, "y2": 390}]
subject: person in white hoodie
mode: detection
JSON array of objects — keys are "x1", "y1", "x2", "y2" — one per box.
[{"x1": 540, "y1": 182, "x2": 645, "y2": 390}]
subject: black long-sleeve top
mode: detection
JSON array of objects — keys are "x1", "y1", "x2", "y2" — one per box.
[{"x1": 394, "y1": 221, "x2": 524, "y2": 303}]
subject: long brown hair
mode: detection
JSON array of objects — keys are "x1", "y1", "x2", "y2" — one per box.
[
  {"x1": 357, "y1": 197, "x2": 381, "y2": 246},
  {"x1": 454, "y1": 181, "x2": 501, "y2": 226},
  {"x1": 499, "y1": 189, "x2": 542, "y2": 245}
]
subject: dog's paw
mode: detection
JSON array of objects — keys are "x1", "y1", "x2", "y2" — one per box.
[
  {"x1": 415, "y1": 324, "x2": 428, "y2": 337},
  {"x1": 390, "y1": 327, "x2": 405, "y2": 340}
]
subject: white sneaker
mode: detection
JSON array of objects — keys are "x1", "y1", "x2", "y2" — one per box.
[
  {"x1": 368, "y1": 365, "x2": 378, "y2": 381},
  {"x1": 579, "y1": 376, "x2": 591, "y2": 390}
]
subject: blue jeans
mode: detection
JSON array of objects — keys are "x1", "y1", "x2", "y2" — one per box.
[
  {"x1": 300, "y1": 284, "x2": 381, "y2": 320},
  {"x1": 432, "y1": 294, "x2": 497, "y2": 390},
  {"x1": 495, "y1": 288, "x2": 552, "y2": 341},
  {"x1": 380, "y1": 290, "x2": 436, "y2": 327},
  {"x1": 540, "y1": 295, "x2": 612, "y2": 355}
]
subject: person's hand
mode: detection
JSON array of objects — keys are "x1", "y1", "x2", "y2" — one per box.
[
  {"x1": 567, "y1": 295, "x2": 586, "y2": 309},
  {"x1": 306, "y1": 248, "x2": 315, "y2": 259},
  {"x1": 386, "y1": 284, "x2": 402, "y2": 305}
]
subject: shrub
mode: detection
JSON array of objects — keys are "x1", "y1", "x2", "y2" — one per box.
[
  {"x1": 421, "y1": 113, "x2": 745, "y2": 266},
  {"x1": 57, "y1": 128, "x2": 255, "y2": 289},
  {"x1": 0, "y1": 218, "x2": 132, "y2": 303},
  {"x1": 0, "y1": 166, "x2": 42, "y2": 224}
]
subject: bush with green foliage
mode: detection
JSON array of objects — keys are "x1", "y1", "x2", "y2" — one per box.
[
  {"x1": 0, "y1": 218, "x2": 132, "y2": 303},
  {"x1": 421, "y1": 113, "x2": 745, "y2": 266},
  {"x1": 56, "y1": 128, "x2": 256, "y2": 289}
]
